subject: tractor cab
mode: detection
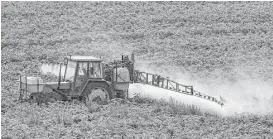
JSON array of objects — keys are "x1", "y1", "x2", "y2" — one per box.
[
  {"x1": 63, "y1": 56, "x2": 104, "y2": 94},
  {"x1": 37, "y1": 54, "x2": 133, "y2": 102}
]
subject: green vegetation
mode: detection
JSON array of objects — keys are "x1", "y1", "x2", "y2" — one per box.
[
  {"x1": 2, "y1": 1, "x2": 273, "y2": 138},
  {"x1": 2, "y1": 97, "x2": 273, "y2": 138}
]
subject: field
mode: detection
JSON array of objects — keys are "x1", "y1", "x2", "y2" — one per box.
[{"x1": 1, "y1": 1, "x2": 273, "y2": 138}]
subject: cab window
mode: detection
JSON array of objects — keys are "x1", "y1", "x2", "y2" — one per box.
[
  {"x1": 78, "y1": 62, "x2": 88, "y2": 78},
  {"x1": 89, "y1": 62, "x2": 102, "y2": 78},
  {"x1": 65, "y1": 61, "x2": 76, "y2": 81}
]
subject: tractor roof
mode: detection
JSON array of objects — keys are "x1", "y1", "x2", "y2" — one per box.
[{"x1": 67, "y1": 56, "x2": 102, "y2": 62}]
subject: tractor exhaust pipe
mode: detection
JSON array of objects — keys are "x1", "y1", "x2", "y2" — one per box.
[
  {"x1": 58, "y1": 63, "x2": 63, "y2": 90},
  {"x1": 121, "y1": 55, "x2": 124, "y2": 68}
]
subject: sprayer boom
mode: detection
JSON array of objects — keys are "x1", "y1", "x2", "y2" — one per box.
[{"x1": 133, "y1": 70, "x2": 224, "y2": 106}]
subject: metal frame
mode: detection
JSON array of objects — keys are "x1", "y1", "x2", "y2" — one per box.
[{"x1": 134, "y1": 70, "x2": 224, "y2": 106}]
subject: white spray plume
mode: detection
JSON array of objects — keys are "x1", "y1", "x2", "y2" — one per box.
[{"x1": 129, "y1": 60, "x2": 273, "y2": 116}]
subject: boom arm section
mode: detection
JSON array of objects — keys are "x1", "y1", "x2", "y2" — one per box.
[{"x1": 133, "y1": 70, "x2": 224, "y2": 106}]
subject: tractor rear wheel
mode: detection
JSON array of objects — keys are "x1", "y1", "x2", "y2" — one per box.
[
  {"x1": 82, "y1": 82, "x2": 112, "y2": 105},
  {"x1": 86, "y1": 88, "x2": 109, "y2": 104}
]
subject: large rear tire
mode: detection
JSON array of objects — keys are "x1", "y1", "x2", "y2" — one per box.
[
  {"x1": 86, "y1": 87, "x2": 109, "y2": 104},
  {"x1": 81, "y1": 81, "x2": 112, "y2": 104}
]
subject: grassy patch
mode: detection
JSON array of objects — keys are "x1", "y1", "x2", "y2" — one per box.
[
  {"x1": 1, "y1": 99, "x2": 273, "y2": 138},
  {"x1": 2, "y1": 1, "x2": 273, "y2": 138}
]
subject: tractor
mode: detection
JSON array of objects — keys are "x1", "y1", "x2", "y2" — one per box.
[
  {"x1": 18, "y1": 54, "x2": 135, "y2": 104},
  {"x1": 18, "y1": 53, "x2": 225, "y2": 106}
]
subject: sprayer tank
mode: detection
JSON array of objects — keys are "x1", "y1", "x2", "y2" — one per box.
[{"x1": 112, "y1": 67, "x2": 130, "y2": 90}]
